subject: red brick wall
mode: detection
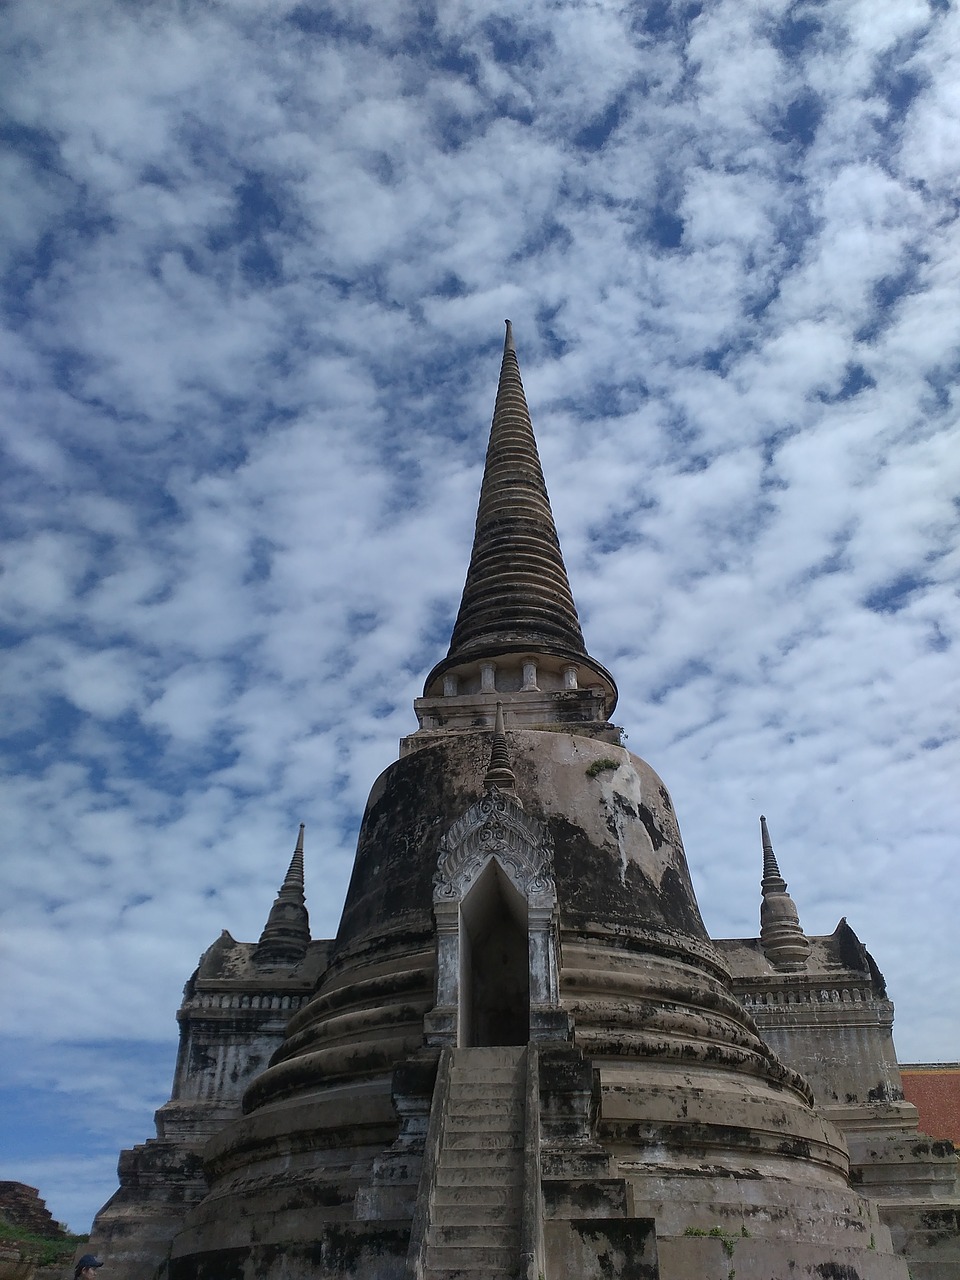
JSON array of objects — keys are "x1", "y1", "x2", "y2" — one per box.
[
  {"x1": 900, "y1": 1064, "x2": 960, "y2": 1143},
  {"x1": 0, "y1": 1182, "x2": 66, "y2": 1238}
]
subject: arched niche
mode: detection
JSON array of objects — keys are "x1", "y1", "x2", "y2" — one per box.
[
  {"x1": 425, "y1": 789, "x2": 568, "y2": 1048},
  {"x1": 461, "y1": 858, "x2": 529, "y2": 1047}
]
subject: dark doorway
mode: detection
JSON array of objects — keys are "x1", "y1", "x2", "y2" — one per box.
[{"x1": 460, "y1": 860, "x2": 529, "y2": 1047}]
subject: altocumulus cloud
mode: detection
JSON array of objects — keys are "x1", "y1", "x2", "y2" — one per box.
[{"x1": 1, "y1": 0, "x2": 958, "y2": 1232}]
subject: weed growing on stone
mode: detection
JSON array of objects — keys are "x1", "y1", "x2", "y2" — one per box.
[
  {"x1": 683, "y1": 1222, "x2": 745, "y2": 1276},
  {"x1": 585, "y1": 757, "x2": 618, "y2": 777}
]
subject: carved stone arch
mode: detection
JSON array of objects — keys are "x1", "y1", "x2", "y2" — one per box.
[
  {"x1": 424, "y1": 789, "x2": 569, "y2": 1048},
  {"x1": 434, "y1": 789, "x2": 556, "y2": 906}
]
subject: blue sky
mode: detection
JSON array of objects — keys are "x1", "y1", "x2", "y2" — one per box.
[{"x1": 1, "y1": 0, "x2": 958, "y2": 1234}]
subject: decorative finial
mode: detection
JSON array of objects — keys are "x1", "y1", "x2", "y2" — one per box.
[
  {"x1": 758, "y1": 816, "x2": 809, "y2": 972},
  {"x1": 504, "y1": 318, "x2": 515, "y2": 352},
  {"x1": 483, "y1": 701, "x2": 518, "y2": 796}
]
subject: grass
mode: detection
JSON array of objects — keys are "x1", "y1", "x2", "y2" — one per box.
[{"x1": 0, "y1": 1219, "x2": 88, "y2": 1268}]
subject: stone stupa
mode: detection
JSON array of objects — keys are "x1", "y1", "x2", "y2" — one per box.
[{"x1": 85, "y1": 324, "x2": 958, "y2": 1280}]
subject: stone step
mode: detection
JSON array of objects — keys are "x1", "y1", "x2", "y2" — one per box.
[
  {"x1": 430, "y1": 1224, "x2": 520, "y2": 1248},
  {"x1": 423, "y1": 1050, "x2": 525, "y2": 1280},
  {"x1": 446, "y1": 1099, "x2": 519, "y2": 1113},
  {"x1": 444, "y1": 1113, "x2": 521, "y2": 1134},
  {"x1": 446, "y1": 1093, "x2": 522, "y2": 1111},
  {"x1": 450, "y1": 1047, "x2": 525, "y2": 1066},
  {"x1": 423, "y1": 1244, "x2": 518, "y2": 1271},
  {"x1": 437, "y1": 1167, "x2": 522, "y2": 1192},
  {"x1": 450, "y1": 1056, "x2": 523, "y2": 1072},
  {"x1": 434, "y1": 1183, "x2": 520, "y2": 1206},
  {"x1": 437, "y1": 1147, "x2": 522, "y2": 1171},
  {"x1": 445, "y1": 1105, "x2": 522, "y2": 1126},
  {"x1": 447, "y1": 1080, "x2": 519, "y2": 1091},
  {"x1": 431, "y1": 1203, "x2": 520, "y2": 1227},
  {"x1": 447, "y1": 1082, "x2": 521, "y2": 1097},
  {"x1": 443, "y1": 1131, "x2": 522, "y2": 1150},
  {"x1": 422, "y1": 1268, "x2": 513, "y2": 1280},
  {"x1": 446, "y1": 1095, "x2": 520, "y2": 1107},
  {"x1": 453, "y1": 1059, "x2": 527, "y2": 1080}
]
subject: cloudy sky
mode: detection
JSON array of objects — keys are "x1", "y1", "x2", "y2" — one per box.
[{"x1": 2, "y1": 0, "x2": 958, "y2": 1235}]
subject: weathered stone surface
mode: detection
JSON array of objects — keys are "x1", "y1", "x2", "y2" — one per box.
[
  {"x1": 85, "y1": 851, "x2": 331, "y2": 1280},
  {"x1": 883, "y1": 1205, "x2": 960, "y2": 1280},
  {"x1": 544, "y1": 1217, "x2": 659, "y2": 1280},
  {"x1": 0, "y1": 1250, "x2": 39, "y2": 1280},
  {"x1": 718, "y1": 912, "x2": 960, "y2": 1280}
]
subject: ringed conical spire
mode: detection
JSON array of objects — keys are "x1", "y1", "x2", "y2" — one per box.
[
  {"x1": 759, "y1": 815, "x2": 810, "y2": 971},
  {"x1": 446, "y1": 320, "x2": 585, "y2": 662},
  {"x1": 422, "y1": 322, "x2": 616, "y2": 717},
  {"x1": 254, "y1": 823, "x2": 311, "y2": 967}
]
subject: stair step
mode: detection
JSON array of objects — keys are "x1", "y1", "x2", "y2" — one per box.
[
  {"x1": 446, "y1": 1099, "x2": 521, "y2": 1113},
  {"x1": 437, "y1": 1149, "x2": 522, "y2": 1171},
  {"x1": 424, "y1": 1245, "x2": 518, "y2": 1270},
  {"x1": 434, "y1": 1185, "x2": 520, "y2": 1207},
  {"x1": 449, "y1": 1061, "x2": 521, "y2": 1072},
  {"x1": 429, "y1": 1225, "x2": 520, "y2": 1248},
  {"x1": 423, "y1": 1273, "x2": 513, "y2": 1280},
  {"x1": 444, "y1": 1115, "x2": 520, "y2": 1134},
  {"x1": 448, "y1": 1084, "x2": 521, "y2": 1097},
  {"x1": 430, "y1": 1204, "x2": 519, "y2": 1227},
  {"x1": 447, "y1": 1097, "x2": 520, "y2": 1108},
  {"x1": 444, "y1": 1131, "x2": 521, "y2": 1150},
  {"x1": 448, "y1": 1090, "x2": 522, "y2": 1111},
  {"x1": 451, "y1": 1048, "x2": 525, "y2": 1064},
  {"x1": 436, "y1": 1165, "x2": 523, "y2": 1188},
  {"x1": 423, "y1": 1272, "x2": 513, "y2": 1280},
  {"x1": 450, "y1": 1067, "x2": 522, "y2": 1082},
  {"x1": 445, "y1": 1111, "x2": 521, "y2": 1127},
  {"x1": 420, "y1": 1049, "x2": 526, "y2": 1278}
]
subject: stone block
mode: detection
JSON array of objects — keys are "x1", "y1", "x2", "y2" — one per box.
[{"x1": 544, "y1": 1217, "x2": 659, "y2": 1279}]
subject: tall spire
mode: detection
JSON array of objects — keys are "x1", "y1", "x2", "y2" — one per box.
[
  {"x1": 759, "y1": 815, "x2": 810, "y2": 972},
  {"x1": 422, "y1": 322, "x2": 617, "y2": 715},
  {"x1": 255, "y1": 823, "x2": 311, "y2": 967},
  {"x1": 445, "y1": 319, "x2": 585, "y2": 661}
]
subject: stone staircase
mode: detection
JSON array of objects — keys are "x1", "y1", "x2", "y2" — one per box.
[{"x1": 422, "y1": 1046, "x2": 526, "y2": 1280}]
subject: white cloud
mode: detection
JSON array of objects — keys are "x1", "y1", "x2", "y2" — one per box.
[{"x1": 1, "y1": 0, "x2": 958, "y2": 1234}]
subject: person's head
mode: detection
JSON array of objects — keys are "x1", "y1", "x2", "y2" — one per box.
[{"x1": 74, "y1": 1255, "x2": 103, "y2": 1280}]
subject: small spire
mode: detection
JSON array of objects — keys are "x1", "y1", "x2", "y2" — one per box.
[
  {"x1": 758, "y1": 816, "x2": 809, "y2": 972},
  {"x1": 255, "y1": 824, "x2": 311, "y2": 967},
  {"x1": 483, "y1": 701, "x2": 518, "y2": 796}
]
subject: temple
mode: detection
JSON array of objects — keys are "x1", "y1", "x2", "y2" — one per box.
[{"x1": 85, "y1": 326, "x2": 959, "y2": 1280}]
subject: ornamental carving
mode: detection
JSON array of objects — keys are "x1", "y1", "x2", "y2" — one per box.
[{"x1": 434, "y1": 788, "x2": 556, "y2": 906}]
